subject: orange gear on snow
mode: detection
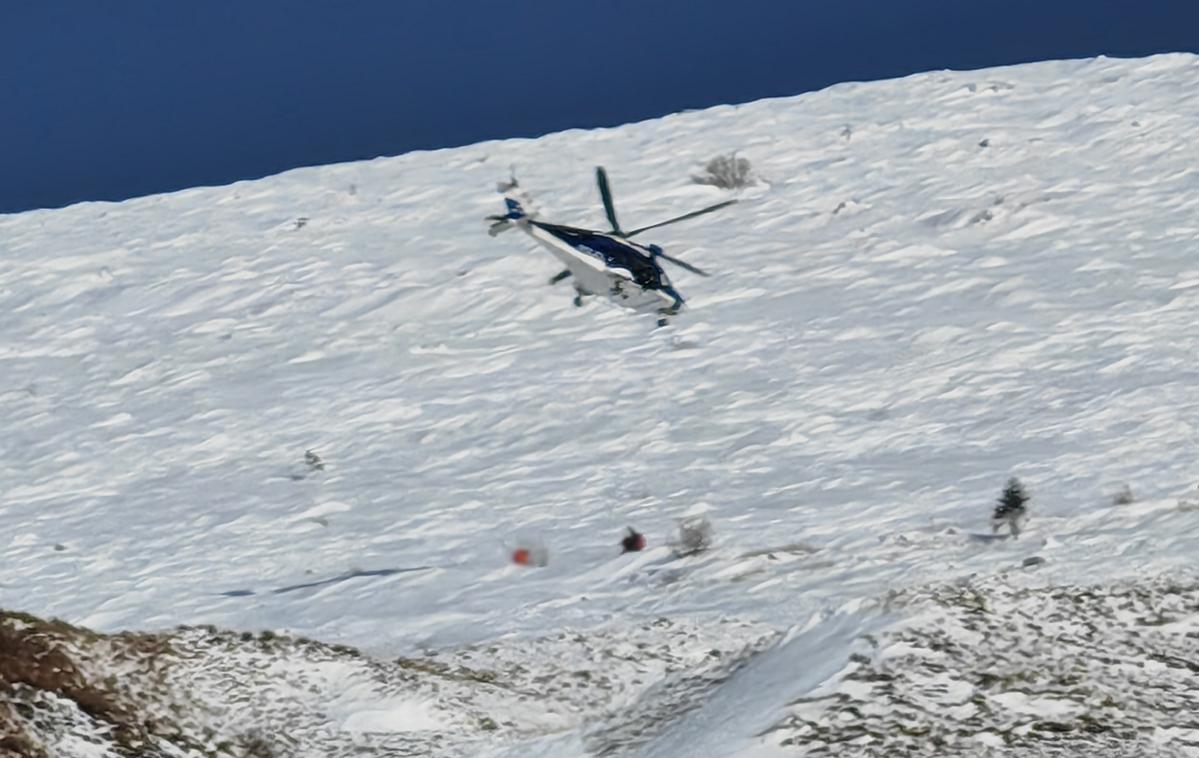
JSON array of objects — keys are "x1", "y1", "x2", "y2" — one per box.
[{"x1": 512, "y1": 548, "x2": 532, "y2": 565}]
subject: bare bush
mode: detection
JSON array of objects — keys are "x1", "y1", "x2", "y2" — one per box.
[
  {"x1": 1111, "y1": 484, "x2": 1134, "y2": 505},
  {"x1": 691, "y1": 153, "x2": 755, "y2": 189},
  {"x1": 676, "y1": 516, "x2": 713, "y2": 555}
]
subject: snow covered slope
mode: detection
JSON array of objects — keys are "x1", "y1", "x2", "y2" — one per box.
[{"x1": 2, "y1": 53, "x2": 1199, "y2": 756}]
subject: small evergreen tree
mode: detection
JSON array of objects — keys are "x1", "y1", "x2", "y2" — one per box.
[{"x1": 992, "y1": 477, "x2": 1029, "y2": 537}]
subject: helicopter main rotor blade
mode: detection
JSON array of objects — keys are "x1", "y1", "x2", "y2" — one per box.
[
  {"x1": 624, "y1": 199, "x2": 737, "y2": 238},
  {"x1": 596, "y1": 166, "x2": 624, "y2": 236},
  {"x1": 656, "y1": 251, "x2": 711, "y2": 277}
]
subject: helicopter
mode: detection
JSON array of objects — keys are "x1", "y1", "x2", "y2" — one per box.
[{"x1": 486, "y1": 167, "x2": 735, "y2": 322}]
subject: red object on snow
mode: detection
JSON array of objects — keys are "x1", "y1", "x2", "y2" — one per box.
[
  {"x1": 511, "y1": 544, "x2": 548, "y2": 566},
  {"x1": 621, "y1": 527, "x2": 646, "y2": 553}
]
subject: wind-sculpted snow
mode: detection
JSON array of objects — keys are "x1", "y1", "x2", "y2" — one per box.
[{"x1": 2, "y1": 53, "x2": 1199, "y2": 754}]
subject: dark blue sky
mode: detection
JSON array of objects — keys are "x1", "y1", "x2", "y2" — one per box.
[{"x1": 3, "y1": 1, "x2": 1197, "y2": 214}]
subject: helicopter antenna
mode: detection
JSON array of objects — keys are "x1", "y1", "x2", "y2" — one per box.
[{"x1": 596, "y1": 167, "x2": 624, "y2": 236}]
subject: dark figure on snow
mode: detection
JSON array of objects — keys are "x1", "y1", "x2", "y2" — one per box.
[{"x1": 621, "y1": 527, "x2": 646, "y2": 553}]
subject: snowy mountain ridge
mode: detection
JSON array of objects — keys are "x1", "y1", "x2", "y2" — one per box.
[{"x1": 2, "y1": 53, "x2": 1199, "y2": 756}]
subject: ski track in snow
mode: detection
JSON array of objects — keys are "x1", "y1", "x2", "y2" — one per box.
[{"x1": 3, "y1": 53, "x2": 1199, "y2": 754}]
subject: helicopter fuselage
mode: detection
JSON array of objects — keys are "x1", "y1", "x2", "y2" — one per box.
[
  {"x1": 518, "y1": 219, "x2": 684, "y2": 314},
  {"x1": 487, "y1": 167, "x2": 729, "y2": 318}
]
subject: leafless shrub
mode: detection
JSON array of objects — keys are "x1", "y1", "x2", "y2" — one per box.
[
  {"x1": 691, "y1": 153, "x2": 754, "y2": 189},
  {"x1": 676, "y1": 516, "x2": 713, "y2": 555},
  {"x1": 1111, "y1": 484, "x2": 1134, "y2": 505}
]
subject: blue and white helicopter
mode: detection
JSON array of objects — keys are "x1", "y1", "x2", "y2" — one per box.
[{"x1": 487, "y1": 167, "x2": 735, "y2": 322}]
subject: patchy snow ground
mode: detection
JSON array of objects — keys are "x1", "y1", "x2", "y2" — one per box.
[
  {"x1": 2, "y1": 53, "x2": 1199, "y2": 756},
  {"x1": 758, "y1": 574, "x2": 1199, "y2": 757}
]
